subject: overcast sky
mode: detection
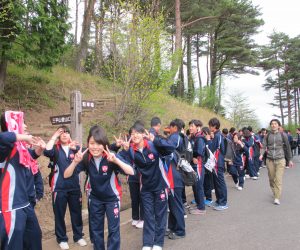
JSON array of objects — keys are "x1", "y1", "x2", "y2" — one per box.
[{"x1": 223, "y1": 0, "x2": 300, "y2": 127}]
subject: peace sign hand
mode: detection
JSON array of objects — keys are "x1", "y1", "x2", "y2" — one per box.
[
  {"x1": 69, "y1": 139, "x2": 79, "y2": 150},
  {"x1": 122, "y1": 135, "x2": 131, "y2": 151},
  {"x1": 114, "y1": 134, "x2": 124, "y2": 147},
  {"x1": 103, "y1": 145, "x2": 117, "y2": 163},
  {"x1": 143, "y1": 129, "x2": 154, "y2": 141},
  {"x1": 74, "y1": 146, "x2": 88, "y2": 164}
]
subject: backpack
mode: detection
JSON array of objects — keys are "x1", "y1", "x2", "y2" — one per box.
[
  {"x1": 204, "y1": 145, "x2": 217, "y2": 173},
  {"x1": 175, "y1": 133, "x2": 197, "y2": 186},
  {"x1": 290, "y1": 140, "x2": 298, "y2": 150},
  {"x1": 176, "y1": 133, "x2": 193, "y2": 163}
]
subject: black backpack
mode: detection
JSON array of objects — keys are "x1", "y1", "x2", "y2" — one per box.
[
  {"x1": 48, "y1": 144, "x2": 59, "y2": 187},
  {"x1": 176, "y1": 133, "x2": 193, "y2": 163},
  {"x1": 175, "y1": 133, "x2": 197, "y2": 186}
]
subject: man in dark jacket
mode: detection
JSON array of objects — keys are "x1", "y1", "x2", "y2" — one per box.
[{"x1": 259, "y1": 119, "x2": 293, "y2": 205}]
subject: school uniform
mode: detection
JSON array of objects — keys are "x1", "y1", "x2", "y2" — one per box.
[
  {"x1": 228, "y1": 144, "x2": 249, "y2": 188},
  {"x1": 23, "y1": 166, "x2": 43, "y2": 250},
  {"x1": 76, "y1": 153, "x2": 125, "y2": 250},
  {"x1": 0, "y1": 132, "x2": 41, "y2": 250},
  {"x1": 190, "y1": 132, "x2": 206, "y2": 210},
  {"x1": 207, "y1": 130, "x2": 228, "y2": 207},
  {"x1": 153, "y1": 133, "x2": 186, "y2": 237},
  {"x1": 122, "y1": 139, "x2": 168, "y2": 248},
  {"x1": 44, "y1": 145, "x2": 83, "y2": 244},
  {"x1": 243, "y1": 137, "x2": 258, "y2": 177},
  {"x1": 128, "y1": 169, "x2": 143, "y2": 221}
]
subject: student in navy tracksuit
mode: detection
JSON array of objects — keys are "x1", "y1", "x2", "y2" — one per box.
[
  {"x1": 188, "y1": 120, "x2": 206, "y2": 215},
  {"x1": 64, "y1": 125, "x2": 134, "y2": 250},
  {"x1": 227, "y1": 133, "x2": 249, "y2": 190},
  {"x1": 149, "y1": 117, "x2": 162, "y2": 137},
  {"x1": 44, "y1": 126, "x2": 86, "y2": 250},
  {"x1": 0, "y1": 111, "x2": 44, "y2": 250},
  {"x1": 207, "y1": 118, "x2": 228, "y2": 211},
  {"x1": 128, "y1": 166, "x2": 144, "y2": 228},
  {"x1": 242, "y1": 129, "x2": 258, "y2": 180},
  {"x1": 151, "y1": 119, "x2": 186, "y2": 240},
  {"x1": 120, "y1": 122, "x2": 168, "y2": 250}
]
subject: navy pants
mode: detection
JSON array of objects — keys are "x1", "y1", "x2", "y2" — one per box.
[
  {"x1": 228, "y1": 164, "x2": 245, "y2": 187},
  {"x1": 212, "y1": 164, "x2": 227, "y2": 206},
  {"x1": 141, "y1": 189, "x2": 168, "y2": 247},
  {"x1": 168, "y1": 188, "x2": 185, "y2": 236},
  {"x1": 246, "y1": 159, "x2": 257, "y2": 177},
  {"x1": 89, "y1": 197, "x2": 120, "y2": 250},
  {"x1": 204, "y1": 169, "x2": 213, "y2": 201},
  {"x1": 193, "y1": 163, "x2": 205, "y2": 210},
  {"x1": 0, "y1": 205, "x2": 41, "y2": 250},
  {"x1": 128, "y1": 182, "x2": 143, "y2": 221},
  {"x1": 52, "y1": 190, "x2": 83, "y2": 243}
]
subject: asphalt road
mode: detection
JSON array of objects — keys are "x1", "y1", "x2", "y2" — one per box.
[{"x1": 43, "y1": 155, "x2": 300, "y2": 250}]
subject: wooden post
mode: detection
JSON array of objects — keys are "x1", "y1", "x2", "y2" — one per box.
[{"x1": 70, "y1": 90, "x2": 82, "y2": 144}]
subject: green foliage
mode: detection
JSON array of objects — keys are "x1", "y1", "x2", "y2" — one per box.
[{"x1": 0, "y1": 0, "x2": 70, "y2": 87}]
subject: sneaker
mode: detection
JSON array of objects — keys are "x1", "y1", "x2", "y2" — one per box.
[
  {"x1": 131, "y1": 220, "x2": 139, "y2": 226},
  {"x1": 76, "y1": 239, "x2": 87, "y2": 247},
  {"x1": 191, "y1": 199, "x2": 196, "y2": 204},
  {"x1": 183, "y1": 202, "x2": 190, "y2": 209},
  {"x1": 237, "y1": 186, "x2": 243, "y2": 191},
  {"x1": 257, "y1": 172, "x2": 260, "y2": 176},
  {"x1": 136, "y1": 220, "x2": 144, "y2": 229},
  {"x1": 251, "y1": 176, "x2": 258, "y2": 180},
  {"x1": 209, "y1": 201, "x2": 218, "y2": 207},
  {"x1": 152, "y1": 246, "x2": 163, "y2": 250},
  {"x1": 212, "y1": 189, "x2": 215, "y2": 193},
  {"x1": 168, "y1": 232, "x2": 185, "y2": 240},
  {"x1": 235, "y1": 182, "x2": 239, "y2": 188},
  {"x1": 165, "y1": 229, "x2": 171, "y2": 236},
  {"x1": 184, "y1": 212, "x2": 187, "y2": 219},
  {"x1": 59, "y1": 242, "x2": 70, "y2": 250},
  {"x1": 274, "y1": 199, "x2": 280, "y2": 205},
  {"x1": 285, "y1": 166, "x2": 290, "y2": 169},
  {"x1": 245, "y1": 174, "x2": 250, "y2": 179},
  {"x1": 189, "y1": 209, "x2": 206, "y2": 215},
  {"x1": 205, "y1": 200, "x2": 213, "y2": 206},
  {"x1": 213, "y1": 204, "x2": 229, "y2": 211},
  {"x1": 142, "y1": 247, "x2": 152, "y2": 250}
]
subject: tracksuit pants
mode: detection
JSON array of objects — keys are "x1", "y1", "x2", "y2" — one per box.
[
  {"x1": 0, "y1": 205, "x2": 42, "y2": 250},
  {"x1": 141, "y1": 189, "x2": 168, "y2": 248},
  {"x1": 128, "y1": 182, "x2": 144, "y2": 221},
  {"x1": 247, "y1": 159, "x2": 257, "y2": 177},
  {"x1": 193, "y1": 164, "x2": 205, "y2": 210},
  {"x1": 52, "y1": 190, "x2": 83, "y2": 243},
  {"x1": 228, "y1": 164, "x2": 245, "y2": 188},
  {"x1": 204, "y1": 169, "x2": 213, "y2": 201},
  {"x1": 168, "y1": 188, "x2": 185, "y2": 236},
  {"x1": 89, "y1": 198, "x2": 120, "y2": 250},
  {"x1": 212, "y1": 165, "x2": 227, "y2": 206}
]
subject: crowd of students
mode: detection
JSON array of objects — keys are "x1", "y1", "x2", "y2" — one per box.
[{"x1": 0, "y1": 110, "x2": 298, "y2": 250}]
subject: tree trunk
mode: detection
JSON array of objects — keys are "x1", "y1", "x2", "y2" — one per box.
[
  {"x1": 277, "y1": 68, "x2": 284, "y2": 126},
  {"x1": 294, "y1": 87, "x2": 297, "y2": 125},
  {"x1": 186, "y1": 34, "x2": 194, "y2": 102},
  {"x1": 74, "y1": 0, "x2": 79, "y2": 44},
  {"x1": 0, "y1": 57, "x2": 8, "y2": 92},
  {"x1": 196, "y1": 34, "x2": 202, "y2": 89},
  {"x1": 206, "y1": 35, "x2": 210, "y2": 86},
  {"x1": 210, "y1": 32, "x2": 217, "y2": 86},
  {"x1": 75, "y1": 0, "x2": 96, "y2": 72},
  {"x1": 174, "y1": 0, "x2": 182, "y2": 52},
  {"x1": 285, "y1": 79, "x2": 292, "y2": 125}
]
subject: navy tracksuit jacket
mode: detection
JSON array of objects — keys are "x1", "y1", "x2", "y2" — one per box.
[
  {"x1": 153, "y1": 133, "x2": 186, "y2": 237},
  {"x1": 190, "y1": 132, "x2": 206, "y2": 210},
  {"x1": 44, "y1": 145, "x2": 83, "y2": 244},
  {"x1": 121, "y1": 139, "x2": 168, "y2": 248},
  {"x1": 76, "y1": 153, "x2": 124, "y2": 250},
  {"x1": 243, "y1": 136, "x2": 258, "y2": 177},
  {"x1": 207, "y1": 130, "x2": 228, "y2": 206},
  {"x1": 0, "y1": 132, "x2": 42, "y2": 250},
  {"x1": 228, "y1": 144, "x2": 249, "y2": 188}
]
